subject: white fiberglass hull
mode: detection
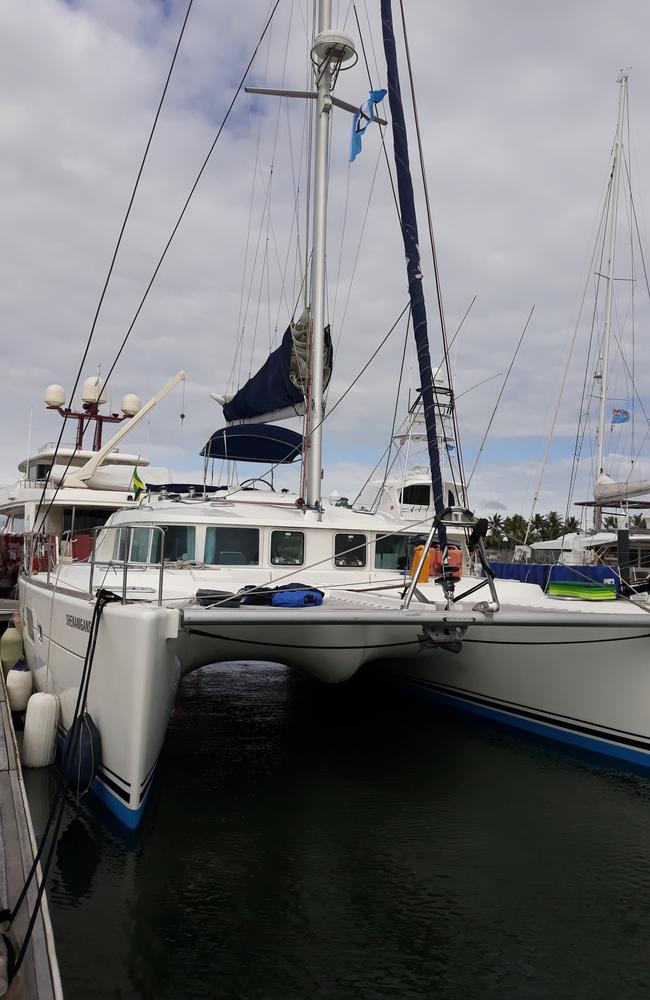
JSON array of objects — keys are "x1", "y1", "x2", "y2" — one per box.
[
  {"x1": 19, "y1": 576, "x2": 439, "y2": 826},
  {"x1": 382, "y1": 616, "x2": 650, "y2": 768},
  {"x1": 20, "y1": 569, "x2": 650, "y2": 827}
]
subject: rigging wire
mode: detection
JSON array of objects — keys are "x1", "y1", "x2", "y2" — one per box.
[
  {"x1": 351, "y1": 293, "x2": 476, "y2": 510},
  {"x1": 32, "y1": 0, "x2": 196, "y2": 534},
  {"x1": 377, "y1": 308, "x2": 411, "y2": 500},
  {"x1": 527, "y1": 186, "x2": 612, "y2": 541},
  {"x1": 467, "y1": 305, "x2": 535, "y2": 489},
  {"x1": 333, "y1": 143, "x2": 384, "y2": 355},
  {"x1": 564, "y1": 175, "x2": 613, "y2": 523},
  {"x1": 397, "y1": 0, "x2": 466, "y2": 502},
  {"x1": 352, "y1": 3, "x2": 400, "y2": 220},
  {"x1": 33, "y1": 0, "x2": 283, "y2": 538}
]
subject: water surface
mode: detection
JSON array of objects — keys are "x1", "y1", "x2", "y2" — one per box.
[{"x1": 24, "y1": 662, "x2": 650, "y2": 999}]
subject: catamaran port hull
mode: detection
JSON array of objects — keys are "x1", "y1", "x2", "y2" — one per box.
[{"x1": 19, "y1": 578, "x2": 453, "y2": 826}]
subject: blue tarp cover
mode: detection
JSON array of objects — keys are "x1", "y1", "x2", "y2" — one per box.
[
  {"x1": 489, "y1": 562, "x2": 620, "y2": 594},
  {"x1": 200, "y1": 424, "x2": 303, "y2": 464},
  {"x1": 223, "y1": 324, "x2": 333, "y2": 422}
]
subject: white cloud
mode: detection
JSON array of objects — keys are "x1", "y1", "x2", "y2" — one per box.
[{"x1": 3, "y1": 0, "x2": 650, "y2": 524}]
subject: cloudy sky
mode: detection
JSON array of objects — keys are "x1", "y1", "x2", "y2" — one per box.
[{"x1": 3, "y1": 0, "x2": 650, "y2": 520}]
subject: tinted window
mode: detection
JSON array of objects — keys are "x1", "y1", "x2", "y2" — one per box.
[
  {"x1": 131, "y1": 527, "x2": 152, "y2": 563},
  {"x1": 205, "y1": 527, "x2": 259, "y2": 566},
  {"x1": 151, "y1": 526, "x2": 196, "y2": 563},
  {"x1": 399, "y1": 484, "x2": 431, "y2": 506},
  {"x1": 375, "y1": 533, "x2": 416, "y2": 570},
  {"x1": 271, "y1": 530, "x2": 304, "y2": 566},
  {"x1": 116, "y1": 526, "x2": 148, "y2": 561},
  {"x1": 63, "y1": 508, "x2": 110, "y2": 533},
  {"x1": 334, "y1": 533, "x2": 366, "y2": 568}
]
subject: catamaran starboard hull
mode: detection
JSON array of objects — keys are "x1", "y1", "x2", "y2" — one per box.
[{"x1": 381, "y1": 618, "x2": 650, "y2": 769}]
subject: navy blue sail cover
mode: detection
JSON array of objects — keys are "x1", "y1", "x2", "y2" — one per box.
[
  {"x1": 381, "y1": 0, "x2": 448, "y2": 550},
  {"x1": 201, "y1": 424, "x2": 303, "y2": 464},
  {"x1": 223, "y1": 324, "x2": 333, "y2": 423}
]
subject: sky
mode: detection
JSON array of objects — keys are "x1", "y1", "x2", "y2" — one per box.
[{"x1": 3, "y1": 0, "x2": 650, "y2": 521}]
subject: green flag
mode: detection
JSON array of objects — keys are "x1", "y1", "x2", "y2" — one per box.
[{"x1": 131, "y1": 466, "x2": 145, "y2": 498}]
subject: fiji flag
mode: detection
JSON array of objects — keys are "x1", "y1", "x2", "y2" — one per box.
[
  {"x1": 611, "y1": 408, "x2": 631, "y2": 425},
  {"x1": 350, "y1": 88, "x2": 387, "y2": 162}
]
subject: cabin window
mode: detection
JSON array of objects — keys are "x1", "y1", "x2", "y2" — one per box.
[
  {"x1": 116, "y1": 527, "x2": 152, "y2": 563},
  {"x1": 28, "y1": 464, "x2": 50, "y2": 483},
  {"x1": 7, "y1": 515, "x2": 25, "y2": 534},
  {"x1": 334, "y1": 533, "x2": 367, "y2": 568},
  {"x1": 375, "y1": 533, "x2": 415, "y2": 570},
  {"x1": 131, "y1": 528, "x2": 152, "y2": 563},
  {"x1": 151, "y1": 526, "x2": 196, "y2": 563},
  {"x1": 270, "y1": 530, "x2": 304, "y2": 566},
  {"x1": 205, "y1": 527, "x2": 259, "y2": 566},
  {"x1": 399, "y1": 484, "x2": 431, "y2": 506},
  {"x1": 116, "y1": 525, "x2": 196, "y2": 563}
]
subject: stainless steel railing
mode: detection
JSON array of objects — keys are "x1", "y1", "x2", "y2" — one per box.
[{"x1": 88, "y1": 524, "x2": 166, "y2": 606}]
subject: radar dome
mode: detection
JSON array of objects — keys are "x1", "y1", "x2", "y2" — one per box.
[
  {"x1": 44, "y1": 384, "x2": 66, "y2": 408},
  {"x1": 121, "y1": 394, "x2": 141, "y2": 417},
  {"x1": 81, "y1": 376, "x2": 107, "y2": 405}
]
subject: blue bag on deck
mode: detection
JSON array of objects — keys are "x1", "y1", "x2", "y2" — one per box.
[{"x1": 271, "y1": 589, "x2": 323, "y2": 608}]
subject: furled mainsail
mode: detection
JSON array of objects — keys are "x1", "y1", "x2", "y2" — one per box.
[
  {"x1": 223, "y1": 309, "x2": 333, "y2": 424},
  {"x1": 380, "y1": 0, "x2": 448, "y2": 549}
]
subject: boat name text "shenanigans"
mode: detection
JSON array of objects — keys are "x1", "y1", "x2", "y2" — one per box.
[{"x1": 65, "y1": 614, "x2": 92, "y2": 633}]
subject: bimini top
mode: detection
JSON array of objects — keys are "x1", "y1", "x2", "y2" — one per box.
[{"x1": 201, "y1": 424, "x2": 303, "y2": 464}]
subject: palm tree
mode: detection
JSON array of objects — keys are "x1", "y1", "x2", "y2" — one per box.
[
  {"x1": 603, "y1": 515, "x2": 619, "y2": 530},
  {"x1": 564, "y1": 515, "x2": 580, "y2": 534},
  {"x1": 503, "y1": 514, "x2": 528, "y2": 545},
  {"x1": 486, "y1": 514, "x2": 504, "y2": 547},
  {"x1": 488, "y1": 514, "x2": 504, "y2": 535},
  {"x1": 631, "y1": 514, "x2": 646, "y2": 529},
  {"x1": 543, "y1": 511, "x2": 564, "y2": 540},
  {"x1": 530, "y1": 513, "x2": 546, "y2": 542}
]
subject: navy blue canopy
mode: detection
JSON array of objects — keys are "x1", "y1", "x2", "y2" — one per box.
[
  {"x1": 223, "y1": 324, "x2": 332, "y2": 423},
  {"x1": 201, "y1": 424, "x2": 303, "y2": 464}
]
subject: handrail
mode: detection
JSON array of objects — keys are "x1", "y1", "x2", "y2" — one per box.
[
  {"x1": 402, "y1": 505, "x2": 500, "y2": 612},
  {"x1": 88, "y1": 523, "x2": 166, "y2": 606}
]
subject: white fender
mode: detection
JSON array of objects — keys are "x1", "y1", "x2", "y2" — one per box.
[{"x1": 22, "y1": 692, "x2": 59, "y2": 768}]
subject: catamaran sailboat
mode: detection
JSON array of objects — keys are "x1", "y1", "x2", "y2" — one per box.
[{"x1": 17, "y1": 5, "x2": 650, "y2": 829}]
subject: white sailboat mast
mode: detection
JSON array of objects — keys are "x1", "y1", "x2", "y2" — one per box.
[
  {"x1": 595, "y1": 73, "x2": 627, "y2": 493},
  {"x1": 305, "y1": 0, "x2": 333, "y2": 508},
  {"x1": 243, "y1": 7, "x2": 358, "y2": 504}
]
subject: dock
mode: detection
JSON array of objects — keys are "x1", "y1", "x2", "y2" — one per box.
[{"x1": 0, "y1": 681, "x2": 62, "y2": 997}]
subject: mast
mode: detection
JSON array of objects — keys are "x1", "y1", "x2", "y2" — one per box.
[
  {"x1": 305, "y1": 0, "x2": 333, "y2": 508},
  {"x1": 594, "y1": 72, "x2": 627, "y2": 529},
  {"x1": 241, "y1": 6, "x2": 357, "y2": 506}
]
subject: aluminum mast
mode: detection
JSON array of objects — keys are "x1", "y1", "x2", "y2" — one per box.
[{"x1": 305, "y1": 0, "x2": 334, "y2": 508}]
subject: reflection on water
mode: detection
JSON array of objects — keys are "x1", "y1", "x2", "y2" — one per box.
[{"x1": 23, "y1": 662, "x2": 650, "y2": 999}]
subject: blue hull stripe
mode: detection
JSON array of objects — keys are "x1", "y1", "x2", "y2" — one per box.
[
  {"x1": 398, "y1": 677, "x2": 650, "y2": 769},
  {"x1": 55, "y1": 731, "x2": 153, "y2": 829},
  {"x1": 90, "y1": 774, "x2": 150, "y2": 830}
]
